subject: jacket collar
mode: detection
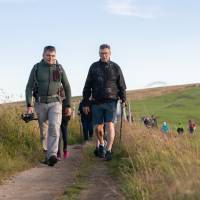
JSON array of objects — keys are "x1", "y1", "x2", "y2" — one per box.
[
  {"x1": 40, "y1": 59, "x2": 58, "y2": 67},
  {"x1": 99, "y1": 59, "x2": 111, "y2": 65}
]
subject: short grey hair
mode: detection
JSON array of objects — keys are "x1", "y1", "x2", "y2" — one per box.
[{"x1": 99, "y1": 44, "x2": 111, "y2": 50}]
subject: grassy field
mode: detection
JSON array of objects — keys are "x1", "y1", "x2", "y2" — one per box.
[
  {"x1": 110, "y1": 86, "x2": 200, "y2": 199},
  {"x1": 1, "y1": 84, "x2": 200, "y2": 199},
  {"x1": 131, "y1": 87, "x2": 200, "y2": 132},
  {"x1": 0, "y1": 103, "x2": 41, "y2": 181}
]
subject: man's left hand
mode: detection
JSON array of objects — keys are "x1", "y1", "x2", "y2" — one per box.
[{"x1": 64, "y1": 107, "x2": 72, "y2": 117}]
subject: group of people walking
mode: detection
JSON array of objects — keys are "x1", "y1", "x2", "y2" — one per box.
[
  {"x1": 142, "y1": 115, "x2": 197, "y2": 137},
  {"x1": 25, "y1": 44, "x2": 126, "y2": 166}
]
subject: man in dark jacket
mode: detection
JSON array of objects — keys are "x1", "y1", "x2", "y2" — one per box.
[
  {"x1": 26, "y1": 46, "x2": 71, "y2": 166},
  {"x1": 82, "y1": 44, "x2": 126, "y2": 161}
]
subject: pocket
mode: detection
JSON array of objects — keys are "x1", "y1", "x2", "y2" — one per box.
[
  {"x1": 53, "y1": 70, "x2": 61, "y2": 81},
  {"x1": 34, "y1": 103, "x2": 39, "y2": 114}
]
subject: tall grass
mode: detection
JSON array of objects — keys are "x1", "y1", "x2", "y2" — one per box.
[
  {"x1": 117, "y1": 122, "x2": 200, "y2": 200},
  {"x1": 68, "y1": 117, "x2": 83, "y2": 144},
  {"x1": 0, "y1": 103, "x2": 42, "y2": 181},
  {"x1": 0, "y1": 103, "x2": 81, "y2": 182}
]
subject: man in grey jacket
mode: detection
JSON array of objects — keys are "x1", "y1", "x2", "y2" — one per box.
[{"x1": 26, "y1": 46, "x2": 71, "y2": 166}]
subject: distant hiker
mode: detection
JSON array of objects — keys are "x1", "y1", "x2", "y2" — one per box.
[
  {"x1": 188, "y1": 120, "x2": 196, "y2": 134},
  {"x1": 177, "y1": 122, "x2": 184, "y2": 134},
  {"x1": 161, "y1": 121, "x2": 170, "y2": 140},
  {"x1": 144, "y1": 116, "x2": 151, "y2": 128},
  {"x1": 151, "y1": 115, "x2": 158, "y2": 128},
  {"x1": 82, "y1": 44, "x2": 126, "y2": 161},
  {"x1": 57, "y1": 87, "x2": 71, "y2": 160},
  {"x1": 26, "y1": 46, "x2": 71, "y2": 166},
  {"x1": 127, "y1": 113, "x2": 134, "y2": 123},
  {"x1": 78, "y1": 99, "x2": 93, "y2": 141}
]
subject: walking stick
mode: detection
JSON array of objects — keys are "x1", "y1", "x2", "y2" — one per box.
[{"x1": 119, "y1": 103, "x2": 123, "y2": 142}]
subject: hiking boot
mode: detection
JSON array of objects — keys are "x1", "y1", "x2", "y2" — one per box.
[
  {"x1": 94, "y1": 147, "x2": 99, "y2": 157},
  {"x1": 105, "y1": 151, "x2": 112, "y2": 161},
  {"x1": 98, "y1": 145, "x2": 105, "y2": 158},
  {"x1": 63, "y1": 150, "x2": 70, "y2": 159},
  {"x1": 48, "y1": 155, "x2": 57, "y2": 166}
]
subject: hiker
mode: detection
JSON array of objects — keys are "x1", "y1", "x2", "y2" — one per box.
[
  {"x1": 161, "y1": 121, "x2": 170, "y2": 141},
  {"x1": 82, "y1": 44, "x2": 126, "y2": 161},
  {"x1": 25, "y1": 46, "x2": 71, "y2": 166},
  {"x1": 144, "y1": 116, "x2": 151, "y2": 128},
  {"x1": 177, "y1": 122, "x2": 184, "y2": 134},
  {"x1": 188, "y1": 120, "x2": 196, "y2": 134},
  {"x1": 151, "y1": 115, "x2": 158, "y2": 128},
  {"x1": 57, "y1": 86, "x2": 71, "y2": 160},
  {"x1": 78, "y1": 99, "x2": 93, "y2": 141},
  {"x1": 127, "y1": 113, "x2": 134, "y2": 123}
]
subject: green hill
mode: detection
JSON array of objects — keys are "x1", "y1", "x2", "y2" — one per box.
[{"x1": 131, "y1": 86, "x2": 200, "y2": 130}]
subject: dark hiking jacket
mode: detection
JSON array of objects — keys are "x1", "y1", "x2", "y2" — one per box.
[{"x1": 83, "y1": 60, "x2": 126, "y2": 105}]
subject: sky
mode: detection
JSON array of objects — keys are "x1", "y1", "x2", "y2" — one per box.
[{"x1": 0, "y1": 0, "x2": 200, "y2": 99}]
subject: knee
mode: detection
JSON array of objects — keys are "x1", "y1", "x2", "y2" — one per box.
[
  {"x1": 49, "y1": 123, "x2": 59, "y2": 137},
  {"x1": 106, "y1": 122, "x2": 114, "y2": 132}
]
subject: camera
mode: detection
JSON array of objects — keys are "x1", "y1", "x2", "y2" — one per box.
[{"x1": 21, "y1": 113, "x2": 38, "y2": 123}]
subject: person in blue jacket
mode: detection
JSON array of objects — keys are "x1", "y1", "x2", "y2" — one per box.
[{"x1": 161, "y1": 121, "x2": 170, "y2": 141}]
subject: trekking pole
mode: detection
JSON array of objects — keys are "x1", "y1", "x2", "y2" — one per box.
[{"x1": 119, "y1": 102, "x2": 123, "y2": 142}]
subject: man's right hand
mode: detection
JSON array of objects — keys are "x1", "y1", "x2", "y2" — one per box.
[
  {"x1": 27, "y1": 107, "x2": 33, "y2": 114},
  {"x1": 83, "y1": 106, "x2": 90, "y2": 115}
]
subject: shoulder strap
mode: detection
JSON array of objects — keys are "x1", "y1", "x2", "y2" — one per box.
[{"x1": 56, "y1": 63, "x2": 63, "y2": 76}]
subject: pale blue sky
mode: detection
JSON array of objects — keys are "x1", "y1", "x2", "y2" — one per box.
[{"x1": 0, "y1": 0, "x2": 200, "y2": 98}]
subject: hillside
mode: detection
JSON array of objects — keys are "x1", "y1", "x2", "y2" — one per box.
[
  {"x1": 1, "y1": 83, "x2": 200, "y2": 199},
  {"x1": 127, "y1": 83, "x2": 200, "y2": 100},
  {"x1": 127, "y1": 84, "x2": 200, "y2": 130}
]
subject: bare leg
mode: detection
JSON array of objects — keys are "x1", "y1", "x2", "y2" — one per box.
[
  {"x1": 105, "y1": 122, "x2": 115, "y2": 151},
  {"x1": 95, "y1": 124, "x2": 104, "y2": 146}
]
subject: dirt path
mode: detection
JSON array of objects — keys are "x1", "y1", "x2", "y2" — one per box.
[
  {"x1": 79, "y1": 159, "x2": 125, "y2": 200},
  {"x1": 0, "y1": 145, "x2": 82, "y2": 200},
  {"x1": 0, "y1": 144, "x2": 125, "y2": 200}
]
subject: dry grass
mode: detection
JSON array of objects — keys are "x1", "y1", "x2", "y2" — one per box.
[
  {"x1": 0, "y1": 104, "x2": 42, "y2": 182},
  {"x1": 116, "y1": 122, "x2": 200, "y2": 200}
]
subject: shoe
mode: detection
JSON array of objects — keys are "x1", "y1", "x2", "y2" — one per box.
[
  {"x1": 48, "y1": 155, "x2": 57, "y2": 166},
  {"x1": 94, "y1": 147, "x2": 99, "y2": 157},
  {"x1": 63, "y1": 151, "x2": 70, "y2": 159},
  {"x1": 105, "y1": 151, "x2": 112, "y2": 161},
  {"x1": 98, "y1": 145, "x2": 105, "y2": 158}
]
